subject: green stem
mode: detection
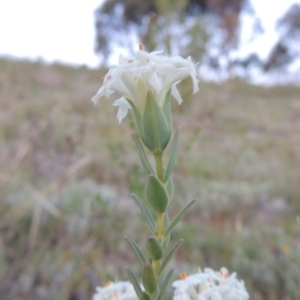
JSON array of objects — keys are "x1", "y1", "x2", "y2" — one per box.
[
  {"x1": 152, "y1": 260, "x2": 160, "y2": 274},
  {"x1": 153, "y1": 153, "x2": 165, "y2": 279},
  {"x1": 157, "y1": 213, "x2": 164, "y2": 236},
  {"x1": 154, "y1": 153, "x2": 164, "y2": 182},
  {"x1": 154, "y1": 153, "x2": 165, "y2": 238}
]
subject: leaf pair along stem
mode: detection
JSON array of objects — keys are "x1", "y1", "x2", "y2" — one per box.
[{"x1": 129, "y1": 129, "x2": 195, "y2": 300}]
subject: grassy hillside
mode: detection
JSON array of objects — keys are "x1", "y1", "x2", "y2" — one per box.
[{"x1": 0, "y1": 57, "x2": 300, "y2": 300}]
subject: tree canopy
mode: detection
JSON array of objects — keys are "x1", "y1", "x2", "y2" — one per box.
[
  {"x1": 94, "y1": 0, "x2": 300, "y2": 78},
  {"x1": 264, "y1": 4, "x2": 300, "y2": 71},
  {"x1": 95, "y1": 0, "x2": 249, "y2": 63}
]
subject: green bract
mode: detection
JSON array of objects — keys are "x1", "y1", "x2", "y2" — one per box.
[
  {"x1": 142, "y1": 92, "x2": 171, "y2": 154},
  {"x1": 146, "y1": 174, "x2": 169, "y2": 214},
  {"x1": 146, "y1": 236, "x2": 163, "y2": 260},
  {"x1": 142, "y1": 263, "x2": 157, "y2": 294}
]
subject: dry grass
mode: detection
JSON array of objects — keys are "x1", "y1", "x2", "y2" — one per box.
[{"x1": 0, "y1": 57, "x2": 300, "y2": 300}]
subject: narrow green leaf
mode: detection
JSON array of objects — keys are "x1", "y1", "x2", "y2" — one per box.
[
  {"x1": 146, "y1": 174, "x2": 169, "y2": 213},
  {"x1": 125, "y1": 236, "x2": 147, "y2": 266},
  {"x1": 140, "y1": 291, "x2": 152, "y2": 300},
  {"x1": 131, "y1": 134, "x2": 154, "y2": 175},
  {"x1": 164, "y1": 199, "x2": 196, "y2": 236},
  {"x1": 153, "y1": 283, "x2": 160, "y2": 299},
  {"x1": 164, "y1": 128, "x2": 180, "y2": 183},
  {"x1": 162, "y1": 89, "x2": 172, "y2": 132},
  {"x1": 166, "y1": 177, "x2": 174, "y2": 200},
  {"x1": 158, "y1": 240, "x2": 183, "y2": 275},
  {"x1": 156, "y1": 269, "x2": 174, "y2": 300},
  {"x1": 126, "y1": 267, "x2": 142, "y2": 298},
  {"x1": 127, "y1": 99, "x2": 144, "y2": 139},
  {"x1": 162, "y1": 234, "x2": 170, "y2": 251},
  {"x1": 142, "y1": 91, "x2": 171, "y2": 154},
  {"x1": 132, "y1": 194, "x2": 156, "y2": 234}
]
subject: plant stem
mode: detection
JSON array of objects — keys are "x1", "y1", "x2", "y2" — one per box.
[
  {"x1": 157, "y1": 213, "x2": 164, "y2": 236},
  {"x1": 153, "y1": 153, "x2": 165, "y2": 277},
  {"x1": 154, "y1": 153, "x2": 165, "y2": 239},
  {"x1": 152, "y1": 260, "x2": 160, "y2": 274},
  {"x1": 154, "y1": 153, "x2": 164, "y2": 182}
]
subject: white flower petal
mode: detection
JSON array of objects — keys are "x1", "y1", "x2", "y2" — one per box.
[
  {"x1": 210, "y1": 291, "x2": 223, "y2": 300},
  {"x1": 165, "y1": 67, "x2": 190, "y2": 88},
  {"x1": 187, "y1": 57, "x2": 199, "y2": 94},
  {"x1": 92, "y1": 281, "x2": 138, "y2": 300},
  {"x1": 136, "y1": 50, "x2": 164, "y2": 63},
  {"x1": 113, "y1": 97, "x2": 132, "y2": 123},
  {"x1": 172, "y1": 268, "x2": 249, "y2": 300},
  {"x1": 120, "y1": 73, "x2": 141, "y2": 103},
  {"x1": 170, "y1": 56, "x2": 190, "y2": 67},
  {"x1": 155, "y1": 63, "x2": 177, "y2": 74},
  {"x1": 91, "y1": 94, "x2": 100, "y2": 105},
  {"x1": 173, "y1": 292, "x2": 191, "y2": 300},
  {"x1": 147, "y1": 72, "x2": 162, "y2": 91},
  {"x1": 171, "y1": 85, "x2": 183, "y2": 104},
  {"x1": 92, "y1": 47, "x2": 200, "y2": 122}
]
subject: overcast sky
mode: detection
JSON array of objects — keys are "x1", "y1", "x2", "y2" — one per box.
[
  {"x1": 0, "y1": 0, "x2": 299, "y2": 68},
  {"x1": 0, "y1": 0, "x2": 102, "y2": 67}
]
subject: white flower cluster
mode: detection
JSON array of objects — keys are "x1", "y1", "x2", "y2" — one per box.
[
  {"x1": 172, "y1": 268, "x2": 249, "y2": 300},
  {"x1": 92, "y1": 268, "x2": 249, "y2": 300},
  {"x1": 92, "y1": 45, "x2": 199, "y2": 123},
  {"x1": 92, "y1": 281, "x2": 138, "y2": 300}
]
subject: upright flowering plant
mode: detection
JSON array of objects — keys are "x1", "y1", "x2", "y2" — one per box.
[{"x1": 91, "y1": 45, "x2": 249, "y2": 300}]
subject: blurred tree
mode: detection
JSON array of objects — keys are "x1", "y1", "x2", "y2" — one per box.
[
  {"x1": 94, "y1": 0, "x2": 250, "y2": 66},
  {"x1": 264, "y1": 4, "x2": 300, "y2": 71},
  {"x1": 264, "y1": 42, "x2": 292, "y2": 72}
]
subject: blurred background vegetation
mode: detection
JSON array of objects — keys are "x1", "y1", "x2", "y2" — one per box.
[
  {"x1": 0, "y1": 0, "x2": 300, "y2": 299},
  {"x1": 95, "y1": 0, "x2": 300, "y2": 78}
]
